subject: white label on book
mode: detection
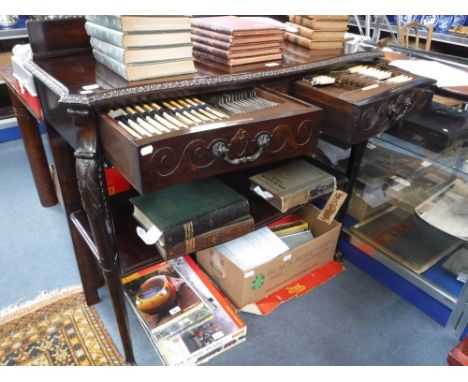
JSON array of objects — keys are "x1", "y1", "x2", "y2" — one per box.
[
  {"x1": 82, "y1": 84, "x2": 100, "y2": 90},
  {"x1": 253, "y1": 185, "x2": 274, "y2": 200},
  {"x1": 283, "y1": 254, "x2": 292, "y2": 262},
  {"x1": 169, "y1": 306, "x2": 181, "y2": 315},
  {"x1": 211, "y1": 331, "x2": 224, "y2": 340},
  {"x1": 265, "y1": 62, "x2": 280, "y2": 67},
  {"x1": 136, "y1": 225, "x2": 162, "y2": 245},
  {"x1": 244, "y1": 270, "x2": 255, "y2": 279},
  {"x1": 140, "y1": 145, "x2": 153, "y2": 156},
  {"x1": 421, "y1": 160, "x2": 432, "y2": 168}
]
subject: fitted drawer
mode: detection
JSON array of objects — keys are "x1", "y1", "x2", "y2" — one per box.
[
  {"x1": 98, "y1": 87, "x2": 322, "y2": 194},
  {"x1": 292, "y1": 63, "x2": 435, "y2": 145}
]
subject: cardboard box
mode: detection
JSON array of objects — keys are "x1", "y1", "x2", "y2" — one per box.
[{"x1": 196, "y1": 204, "x2": 342, "y2": 308}]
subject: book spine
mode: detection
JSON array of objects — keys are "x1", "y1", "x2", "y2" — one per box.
[
  {"x1": 86, "y1": 15, "x2": 122, "y2": 31},
  {"x1": 191, "y1": 27, "x2": 232, "y2": 43},
  {"x1": 290, "y1": 15, "x2": 315, "y2": 29},
  {"x1": 190, "y1": 19, "x2": 232, "y2": 35},
  {"x1": 193, "y1": 49, "x2": 231, "y2": 65},
  {"x1": 191, "y1": 34, "x2": 231, "y2": 50},
  {"x1": 289, "y1": 23, "x2": 345, "y2": 41},
  {"x1": 192, "y1": 41, "x2": 230, "y2": 59},
  {"x1": 163, "y1": 217, "x2": 254, "y2": 258},
  {"x1": 285, "y1": 32, "x2": 314, "y2": 49},
  {"x1": 85, "y1": 22, "x2": 124, "y2": 47},
  {"x1": 163, "y1": 199, "x2": 250, "y2": 249},
  {"x1": 92, "y1": 49, "x2": 128, "y2": 79},
  {"x1": 90, "y1": 37, "x2": 125, "y2": 63}
]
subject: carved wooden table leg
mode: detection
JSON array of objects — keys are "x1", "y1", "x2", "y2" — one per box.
[
  {"x1": 72, "y1": 108, "x2": 136, "y2": 366},
  {"x1": 45, "y1": 122, "x2": 102, "y2": 306},
  {"x1": 8, "y1": 89, "x2": 58, "y2": 207}
]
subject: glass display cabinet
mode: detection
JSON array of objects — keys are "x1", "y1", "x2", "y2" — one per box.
[{"x1": 338, "y1": 99, "x2": 468, "y2": 339}]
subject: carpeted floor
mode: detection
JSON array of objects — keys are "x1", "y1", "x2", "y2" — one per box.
[{"x1": 0, "y1": 137, "x2": 461, "y2": 365}]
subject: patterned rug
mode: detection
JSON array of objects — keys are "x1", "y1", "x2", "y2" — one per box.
[{"x1": 0, "y1": 287, "x2": 123, "y2": 366}]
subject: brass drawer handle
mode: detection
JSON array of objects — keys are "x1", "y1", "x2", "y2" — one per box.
[
  {"x1": 388, "y1": 94, "x2": 412, "y2": 122},
  {"x1": 211, "y1": 133, "x2": 271, "y2": 165}
]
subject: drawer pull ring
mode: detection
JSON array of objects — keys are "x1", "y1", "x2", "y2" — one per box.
[
  {"x1": 388, "y1": 95, "x2": 412, "y2": 122},
  {"x1": 211, "y1": 133, "x2": 271, "y2": 165}
]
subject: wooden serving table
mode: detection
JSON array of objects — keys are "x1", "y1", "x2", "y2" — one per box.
[{"x1": 20, "y1": 18, "x2": 438, "y2": 365}]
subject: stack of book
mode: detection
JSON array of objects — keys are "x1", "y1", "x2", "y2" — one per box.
[
  {"x1": 191, "y1": 16, "x2": 284, "y2": 67},
  {"x1": 130, "y1": 177, "x2": 254, "y2": 259},
  {"x1": 122, "y1": 256, "x2": 246, "y2": 365},
  {"x1": 84, "y1": 15, "x2": 196, "y2": 81},
  {"x1": 285, "y1": 15, "x2": 349, "y2": 50}
]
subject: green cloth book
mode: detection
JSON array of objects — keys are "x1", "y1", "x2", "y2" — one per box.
[{"x1": 130, "y1": 177, "x2": 250, "y2": 251}]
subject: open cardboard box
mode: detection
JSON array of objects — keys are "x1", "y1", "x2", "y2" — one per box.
[{"x1": 197, "y1": 204, "x2": 342, "y2": 309}]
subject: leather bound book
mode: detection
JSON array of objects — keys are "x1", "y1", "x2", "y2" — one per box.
[
  {"x1": 191, "y1": 16, "x2": 284, "y2": 37},
  {"x1": 285, "y1": 32, "x2": 344, "y2": 50},
  {"x1": 130, "y1": 177, "x2": 250, "y2": 250},
  {"x1": 191, "y1": 27, "x2": 283, "y2": 45},
  {"x1": 191, "y1": 34, "x2": 281, "y2": 52},
  {"x1": 193, "y1": 48, "x2": 282, "y2": 66},
  {"x1": 157, "y1": 215, "x2": 255, "y2": 259},
  {"x1": 289, "y1": 15, "x2": 348, "y2": 31},
  {"x1": 286, "y1": 22, "x2": 345, "y2": 41},
  {"x1": 192, "y1": 41, "x2": 281, "y2": 60}
]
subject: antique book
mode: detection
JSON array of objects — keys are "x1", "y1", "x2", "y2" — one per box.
[
  {"x1": 351, "y1": 206, "x2": 462, "y2": 274},
  {"x1": 121, "y1": 261, "x2": 212, "y2": 338},
  {"x1": 90, "y1": 38, "x2": 193, "y2": 64},
  {"x1": 191, "y1": 26, "x2": 283, "y2": 45},
  {"x1": 191, "y1": 16, "x2": 284, "y2": 37},
  {"x1": 304, "y1": 15, "x2": 349, "y2": 21},
  {"x1": 191, "y1": 34, "x2": 281, "y2": 51},
  {"x1": 155, "y1": 256, "x2": 246, "y2": 366},
  {"x1": 130, "y1": 177, "x2": 250, "y2": 251},
  {"x1": 92, "y1": 49, "x2": 196, "y2": 81},
  {"x1": 285, "y1": 32, "x2": 344, "y2": 50},
  {"x1": 193, "y1": 48, "x2": 282, "y2": 67},
  {"x1": 84, "y1": 22, "x2": 192, "y2": 48},
  {"x1": 285, "y1": 22, "x2": 345, "y2": 41},
  {"x1": 249, "y1": 159, "x2": 336, "y2": 213},
  {"x1": 154, "y1": 215, "x2": 255, "y2": 260},
  {"x1": 192, "y1": 41, "x2": 281, "y2": 60},
  {"x1": 85, "y1": 15, "x2": 191, "y2": 32},
  {"x1": 289, "y1": 15, "x2": 348, "y2": 31},
  {"x1": 415, "y1": 179, "x2": 468, "y2": 240}
]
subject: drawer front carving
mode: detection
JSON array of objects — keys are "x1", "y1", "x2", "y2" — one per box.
[
  {"x1": 141, "y1": 117, "x2": 319, "y2": 192},
  {"x1": 98, "y1": 88, "x2": 321, "y2": 194},
  {"x1": 292, "y1": 63, "x2": 435, "y2": 145}
]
